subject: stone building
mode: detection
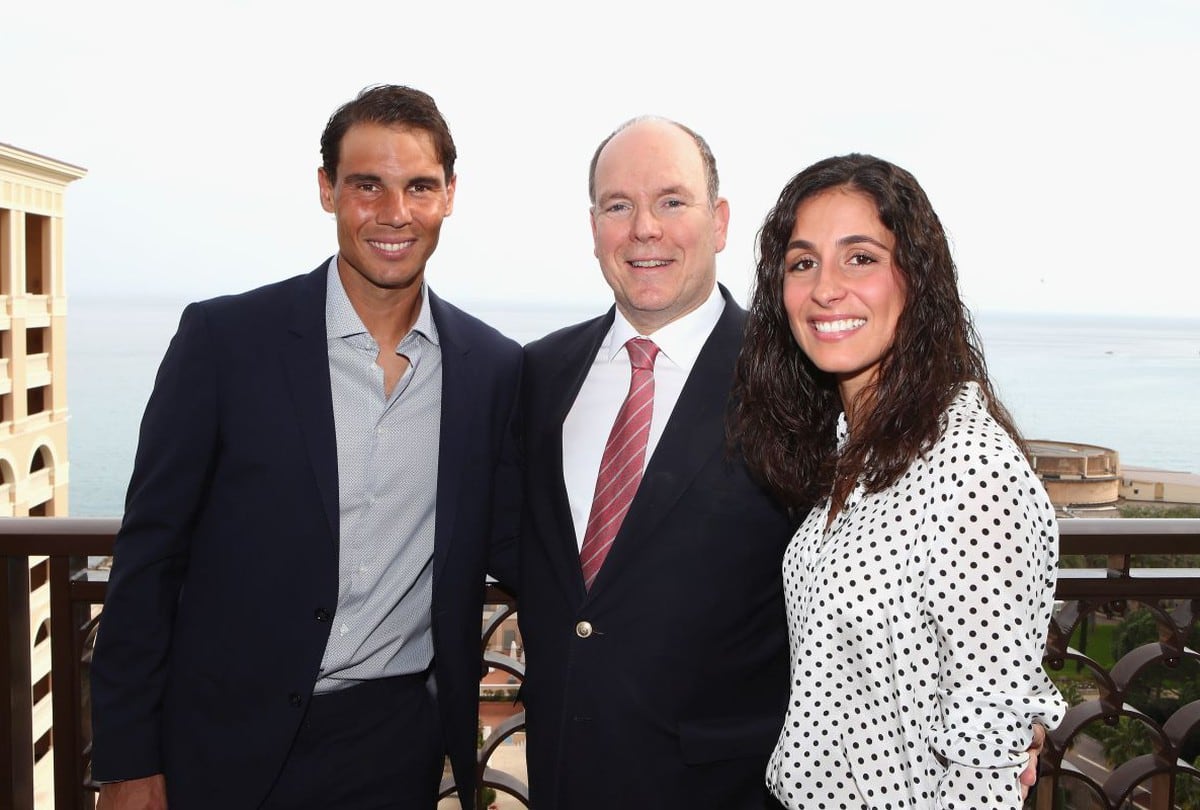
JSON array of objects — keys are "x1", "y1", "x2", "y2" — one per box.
[
  {"x1": 1028, "y1": 439, "x2": 1121, "y2": 516},
  {"x1": 1, "y1": 141, "x2": 86, "y2": 805}
]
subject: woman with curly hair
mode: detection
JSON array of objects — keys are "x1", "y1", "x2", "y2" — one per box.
[{"x1": 729, "y1": 154, "x2": 1064, "y2": 809}]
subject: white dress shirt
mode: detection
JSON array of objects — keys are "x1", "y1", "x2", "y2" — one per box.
[{"x1": 562, "y1": 284, "x2": 725, "y2": 550}]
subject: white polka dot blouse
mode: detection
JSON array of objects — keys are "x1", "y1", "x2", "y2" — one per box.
[{"x1": 767, "y1": 382, "x2": 1066, "y2": 809}]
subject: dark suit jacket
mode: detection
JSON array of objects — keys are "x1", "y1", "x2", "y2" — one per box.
[
  {"x1": 518, "y1": 288, "x2": 794, "y2": 809},
  {"x1": 90, "y1": 263, "x2": 521, "y2": 810}
]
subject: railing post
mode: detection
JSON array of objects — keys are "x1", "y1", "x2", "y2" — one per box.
[
  {"x1": 49, "y1": 555, "x2": 90, "y2": 810},
  {"x1": 3, "y1": 555, "x2": 35, "y2": 810},
  {"x1": 1033, "y1": 772, "x2": 1055, "y2": 809},
  {"x1": 1150, "y1": 771, "x2": 1172, "y2": 810}
]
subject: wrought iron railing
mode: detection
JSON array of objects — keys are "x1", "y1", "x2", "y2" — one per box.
[
  {"x1": 1040, "y1": 518, "x2": 1200, "y2": 810},
  {"x1": 3, "y1": 517, "x2": 1199, "y2": 810}
]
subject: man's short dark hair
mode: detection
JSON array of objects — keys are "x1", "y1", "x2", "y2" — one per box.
[{"x1": 320, "y1": 85, "x2": 457, "y2": 183}]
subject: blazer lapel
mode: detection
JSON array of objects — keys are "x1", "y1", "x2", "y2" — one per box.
[
  {"x1": 587, "y1": 288, "x2": 746, "y2": 591},
  {"x1": 283, "y1": 264, "x2": 340, "y2": 542},
  {"x1": 529, "y1": 311, "x2": 613, "y2": 598},
  {"x1": 429, "y1": 291, "x2": 471, "y2": 583}
]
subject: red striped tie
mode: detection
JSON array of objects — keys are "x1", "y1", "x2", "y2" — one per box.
[{"x1": 579, "y1": 337, "x2": 660, "y2": 591}]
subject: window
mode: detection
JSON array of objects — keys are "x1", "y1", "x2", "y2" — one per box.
[{"x1": 25, "y1": 214, "x2": 49, "y2": 295}]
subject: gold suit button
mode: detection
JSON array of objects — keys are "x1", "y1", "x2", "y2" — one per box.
[{"x1": 575, "y1": 621, "x2": 593, "y2": 638}]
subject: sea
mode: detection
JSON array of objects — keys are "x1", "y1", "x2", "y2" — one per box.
[{"x1": 65, "y1": 296, "x2": 1200, "y2": 517}]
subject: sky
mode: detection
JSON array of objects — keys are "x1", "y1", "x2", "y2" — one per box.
[{"x1": 3, "y1": 0, "x2": 1198, "y2": 318}]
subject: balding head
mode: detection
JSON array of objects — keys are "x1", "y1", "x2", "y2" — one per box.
[
  {"x1": 588, "y1": 116, "x2": 720, "y2": 207},
  {"x1": 587, "y1": 117, "x2": 730, "y2": 335}
]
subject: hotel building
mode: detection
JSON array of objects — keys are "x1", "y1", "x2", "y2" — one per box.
[{"x1": 1, "y1": 141, "x2": 86, "y2": 806}]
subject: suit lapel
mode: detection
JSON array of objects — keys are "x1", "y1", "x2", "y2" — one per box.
[
  {"x1": 530, "y1": 311, "x2": 613, "y2": 599},
  {"x1": 283, "y1": 264, "x2": 340, "y2": 542},
  {"x1": 430, "y1": 291, "x2": 471, "y2": 583},
  {"x1": 587, "y1": 289, "x2": 746, "y2": 592}
]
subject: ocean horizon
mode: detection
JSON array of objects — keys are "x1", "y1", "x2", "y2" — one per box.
[{"x1": 65, "y1": 294, "x2": 1200, "y2": 517}]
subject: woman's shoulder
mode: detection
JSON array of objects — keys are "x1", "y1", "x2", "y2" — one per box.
[
  {"x1": 914, "y1": 383, "x2": 1044, "y2": 499},
  {"x1": 924, "y1": 383, "x2": 1055, "y2": 516},
  {"x1": 931, "y1": 382, "x2": 1024, "y2": 460}
]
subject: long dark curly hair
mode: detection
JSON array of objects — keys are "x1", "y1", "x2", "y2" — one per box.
[{"x1": 729, "y1": 154, "x2": 1021, "y2": 511}]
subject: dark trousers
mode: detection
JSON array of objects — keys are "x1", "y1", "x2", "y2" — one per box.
[{"x1": 261, "y1": 673, "x2": 443, "y2": 809}]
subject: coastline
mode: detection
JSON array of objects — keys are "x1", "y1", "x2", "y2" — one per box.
[{"x1": 65, "y1": 297, "x2": 1200, "y2": 516}]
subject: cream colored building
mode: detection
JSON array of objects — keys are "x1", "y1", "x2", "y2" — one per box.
[
  {"x1": 1, "y1": 141, "x2": 86, "y2": 807},
  {"x1": 1028, "y1": 439, "x2": 1121, "y2": 516},
  {"x1": 1121, "y1": 465, "x2": 1200, "y2": 507}
]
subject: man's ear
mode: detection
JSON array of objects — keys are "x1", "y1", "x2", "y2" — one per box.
[
  {"x1": 712, "y1": 197, "x2": 730, "y2": 254},
  {"x1": 318, "y1": 167, "x2": 335, "y2": 213},
  {"x1": 444, "y1": 174, "x2": 457, "y2": 216}
]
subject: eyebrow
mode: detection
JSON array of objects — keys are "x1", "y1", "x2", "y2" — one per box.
[
  {"x1": 597, "y1": 185, "x2": 692, "y2": 205},
  {"x1": 341, "y1": 173, "x2": 443, "y2": 188},
  {"x1": 405, "y1": 174, "x2": 444, "y2": 188},
  {"x1": 342, "y1": 172, "x2": 383, "y2": 185},
  {"x1": 786, "y1": 234, "x2": 891, "y2": 251}
]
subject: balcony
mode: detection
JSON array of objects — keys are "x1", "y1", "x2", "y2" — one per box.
[
  {"x1": 24, "y1": 353, "x2": 52, "y2": 389},
  {"x1": 3, "y1": 517, "x2": 1199, "y2": 810}
]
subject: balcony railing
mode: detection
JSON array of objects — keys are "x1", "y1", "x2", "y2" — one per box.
[{"x1": 3, "y1": 517, "x2": 1199, "y2": 810}]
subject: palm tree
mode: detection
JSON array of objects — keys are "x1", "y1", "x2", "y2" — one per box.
[{"x1": 1098, "y1": 717, "x2": 1153, "y2": 769}]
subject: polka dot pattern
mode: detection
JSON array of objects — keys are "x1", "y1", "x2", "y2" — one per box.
[{"x1": 766, "y1": 383, "x2": 1066, "y2": 809}]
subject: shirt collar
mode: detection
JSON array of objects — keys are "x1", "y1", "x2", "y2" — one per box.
[
  {"x1": 324, "y1": 256, "x2": 440, "y2": 346},
  {"x1": 602, "y1": 283, "x2": 725, "y2": 370}
]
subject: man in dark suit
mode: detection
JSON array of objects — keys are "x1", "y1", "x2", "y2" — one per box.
[
  {"x1": 90, "y1": 85, "x2": 520, "y2": 810},
  {"x1": 517, "y1": 117, "x2": 794, "y2": 809}
]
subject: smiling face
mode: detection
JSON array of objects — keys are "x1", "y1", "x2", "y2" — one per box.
[
  {"x1": 589, "y1": 120, "x2": 729, "y2": 335},
  {"x1": 318, "y1": 122, "x2": 455, "y2": 302},
  {"x1": 782, "y1": 187, "x2": 906, "y2": 412}
]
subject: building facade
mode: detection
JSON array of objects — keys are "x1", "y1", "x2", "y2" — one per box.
[
  {"x1": 0, "y1": 141, "x2": 86, "y2": 806},
  {"x1": 1028, "y1": 439, "x2": 1121, "y2": 516}
]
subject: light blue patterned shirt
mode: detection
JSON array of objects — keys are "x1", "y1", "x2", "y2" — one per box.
[{"x1": 315, "y1": 259, "x2": 442, "y2": 692}]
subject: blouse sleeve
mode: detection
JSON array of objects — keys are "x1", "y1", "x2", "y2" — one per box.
[{"x1": 923, "y1": 428, "x2": 1066, "y2": 808}]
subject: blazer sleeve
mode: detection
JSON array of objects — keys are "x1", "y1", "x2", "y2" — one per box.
[
  {"x1": 486, "y1": 353, "x2": 523, "y2": 595},
  {"x1": 90, "y1": 302, "x2": 222, "y2": 781}
]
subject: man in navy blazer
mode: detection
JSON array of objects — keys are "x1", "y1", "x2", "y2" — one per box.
[
  {"x1": 517, "y1": 118, "x2": 794, "y2": 809},
  {"x1": 90, "y1": 86, "x2": 520, "y2": 810}
]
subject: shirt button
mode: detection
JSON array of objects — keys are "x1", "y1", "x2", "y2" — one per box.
[
  {"x1": 314, "y1": 608, "x2": 331, "y2": 622},
  {"x1": 575, "y1": 621, "x2": 593, "y2": 638},
  {"x1": 288, "y1": 693, "x2": 302, "y2": 708}
]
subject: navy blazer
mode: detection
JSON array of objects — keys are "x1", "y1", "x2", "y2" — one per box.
[
  {"x1": 91, "y1": 263, "x2": 521, "y2": 810},
  {"x1": 517, "y1": 287, "x2": 794, "y2": 809}
]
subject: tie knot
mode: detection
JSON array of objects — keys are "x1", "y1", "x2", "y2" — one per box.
[{"x1": 626, "y1": 337, "x2": 659, "y2": 371}]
